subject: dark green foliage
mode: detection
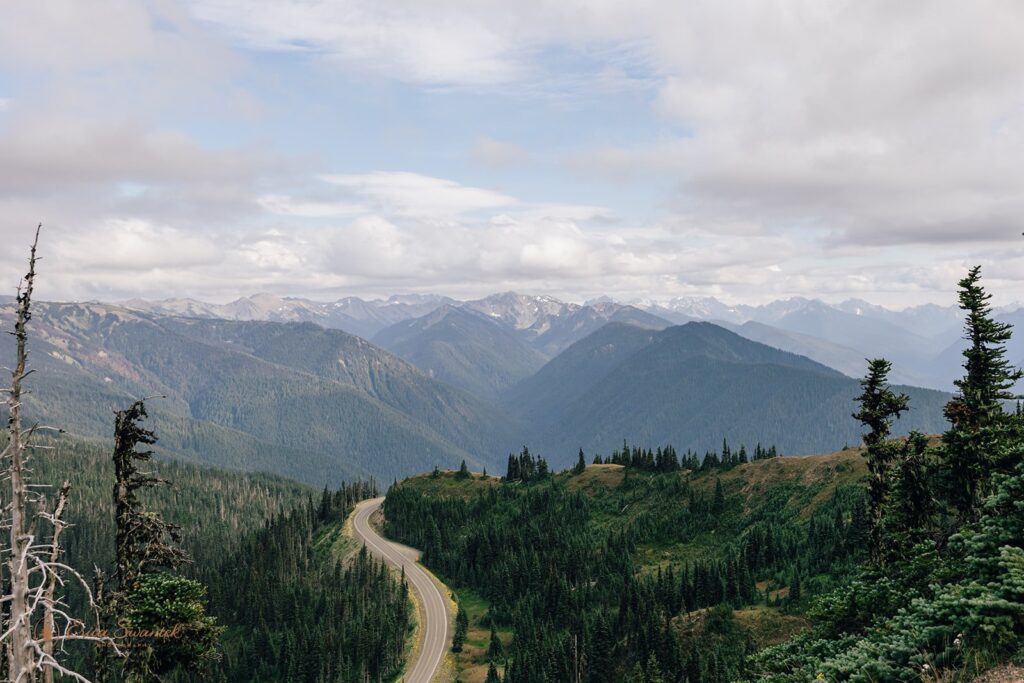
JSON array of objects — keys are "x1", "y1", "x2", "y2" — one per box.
[
  {"x1": 385, "y1": 456, "x2": 865, "y2": 682},
  {"x1": 574, "y1": 448, "x2": 587, "y2": 475},
  {"x1": 488, "y1": 622, "x2": 504, "y2": 661},
  {"x1": 602, "y1": 441, "x2": 773, "y2": 472},
  {"x1": 943, "y1": 266, "x2": 1024, "y2": 518},
  {"x1": 200, "y1": 484, "x2": 411, "y2": 682},
  {"x1": 99, "y1": 400, "x2": 221, "y2": 681},
  {"x1": 747, "y1": 267, "x2": 1024, "y2": 681},
  {"x1": 457, "y1": 459, "x2": 471, "y2": 479},
  {"x1": 504, "y1": 447, "x2": 550, "y2": 482},
  {"x1": 852, "y1": 359, "x2": 910, "y2": 564},
  {"x1": 453, "y1": 602, "x2": 469, "y2": 653},
  {"x1": 119, "y1": 573, "x2": 221, "y2": 678}
]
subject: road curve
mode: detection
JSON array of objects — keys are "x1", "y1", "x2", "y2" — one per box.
[{"x1": 352, "y1": 497, "x2": 450, "y2": 683}]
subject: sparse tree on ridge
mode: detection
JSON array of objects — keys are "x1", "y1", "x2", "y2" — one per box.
[{"x1": 573, "y1": 448, "x2": 586, "y2": 475}]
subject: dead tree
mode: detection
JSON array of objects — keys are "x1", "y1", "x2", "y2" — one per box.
[{"x1": 1, "y1": 227, "x2": 111, "y2": 682}]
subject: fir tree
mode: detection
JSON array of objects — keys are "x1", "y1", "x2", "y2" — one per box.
[
  {"x1": 853, "y1": 358, "x2": 910, "y2": 564},
  {"x1": 452, "y1": 602, "x2": 469, "y2": 653},
  {"x1": 712, "y1": 479, "x2": 725, "y2": 515},
  {"x1": 488, "y1": 622, "x2": 504, "y2": 661},
  {"x1": 943, "y1": 265, "x2": 1024, "y2": 517},
  {"x1": 574, "y1": 448, "x2": 587, "y2": 475}
]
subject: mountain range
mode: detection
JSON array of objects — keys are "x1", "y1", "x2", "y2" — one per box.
[
  {"x1": 6, "y1": 289, "x2": 1010, "y2": 484},
  {"x1": 0, "y1": 302, "x2": 513, "y2": 485},
  {"x1": 125, "y1": 291, "x2": 1022, "y2": 391}
]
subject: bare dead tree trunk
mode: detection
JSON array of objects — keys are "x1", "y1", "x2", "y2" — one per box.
[
  {"x1": 4, "y1": 225, "x2": 42, "y2": 682},
  {"x1": 41, "y1": 482, "x2": 69, "y2": 683},
  {"x1": 1, "y1": 227, "x2": 112, "y2": 683}
]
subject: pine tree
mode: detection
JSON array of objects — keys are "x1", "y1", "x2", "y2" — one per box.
[
  {"x1": 853, "y1": 358, "x2": 910, "y2": 564},
  {"x1": 712, "y1": 479, "x2": 725, "y2": 515},
  {"x1": 574, "y1": 448, "x2": 587, "y2": 475},
  {"x1": 488, "y1": 622, "x2": 504, "y2": 661},
  {"x1": 452, "y1": 602, "x2": 468, "y2": 653},
  {"x1": 943, "y1": 265, "x2": 1024, "y2": 517},
  {"x1": 457, "y1": 459, "x2": 470, "y2": 479},
  {"x1": 485, "y1": 661, "x2": 502, "y2": 683}
]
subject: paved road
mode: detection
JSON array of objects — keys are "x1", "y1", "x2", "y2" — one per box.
[{"x1": 352, "y1": 497, "x2": 449, "y2": 683}]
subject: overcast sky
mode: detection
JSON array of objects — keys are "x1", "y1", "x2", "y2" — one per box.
[{"x1": 1, "y1": 1, "x2": 1023, "y2": 308}]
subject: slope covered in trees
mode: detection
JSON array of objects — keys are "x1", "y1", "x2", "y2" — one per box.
[
  {"x1": 748, "y1": 266, "x2": 1024, "y2": 681},
  {"x1": 1, "y1": 434, "x2": 411, "y2": 682},
  {"x1": 506, "y1": 321, "x2": 950, "y2": 466},
  {"x1": 386, "y1": 266, "x2": 1024, "y2": 682},
  {"x1": 384, "y1": 444, "x2": 869, "y2": 682},
  {"x1": 0, "y1": 302, "x2": 514, "y2": 483}
]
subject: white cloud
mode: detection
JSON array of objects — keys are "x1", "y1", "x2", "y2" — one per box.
[
  {"x1": 187, "y1": 0, "x2": 528, "y2": 85},
  {"x1": 320, "y1": 172, "x2": 515, "y2": 218},
  {"x1": 55, "y1": 219, "x2": 223, "y2": 271},
  {"x1": 2, "y1": 0, "x2": 1023, "y2": 308}
]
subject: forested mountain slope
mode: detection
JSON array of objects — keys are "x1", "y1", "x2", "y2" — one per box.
[
  {"x1": 0, "y1": 302, "x2": 511, "y2": 484},
  {"x1": 384, "y1": 444, "x2": 870, "y2": 682},
  {"x1": 510, "y1": 322, "x2": 949, "y2": 466},
  {"x1": 6, "y1": 433, "x2": 410, "y2": 682}
]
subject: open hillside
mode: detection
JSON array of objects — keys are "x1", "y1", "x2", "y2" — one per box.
[
  {"x1": 0, "y1": 302, "x2": 514, "y2": 484},
  {"x1": 507, "y1": 322, "x2": 950, "y2": 467}
]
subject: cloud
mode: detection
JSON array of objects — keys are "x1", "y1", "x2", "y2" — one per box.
[
  {"x1": 320, "y1": 172, "x2": 515, "y2": 218},
  {"x1": 0, "y1": 115, "x2": 271, "y2": 195},
  {"x1": 55, "y1": 219, "x2": 224, "y2": 271},
  {"x1": 186, "y1": 0, "x2": 529, "y2": 86},
  {"x1": 2, "y1": 0, "x2": 1023, "y2": 308},
  {"x1": 470, "y1": 136, "x2": 529, "y2": 167},
  {"x1": 562, "y1": 1, "x2": 1024, "y2": 247}
]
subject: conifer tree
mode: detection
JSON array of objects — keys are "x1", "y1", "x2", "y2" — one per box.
[
  {"x1": 452, "y1": 602, "x2": 468, "y2": 653},
  {"x1": 488, "y1": 622, "x2": 503, "y2": 661},
  {"x1": 853, "y1": 358, "x2": 909, "y2": 564},
  {"x1": 574, "y1": 448, "x2": 586, "y2": 475},
  {"x1": 943, "y1": 265, "x2": 1024, "y2": 517},
  {"x1": 100, "y1": 400, "x2": 221, "y2": 681},
  {"x1": 712, "y1": 479, "x2": 725, "y2": 515}
]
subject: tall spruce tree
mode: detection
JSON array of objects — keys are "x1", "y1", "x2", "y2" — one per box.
[
  {"x1": 452, "y1": 602, "x2": 468, "y2": 653},
  {"x1": 943, "y1": 266, "x2": 1024, "y2": 517},
  {"x1": 488, "y1": 622, "x2": 504, "y2": 661},
  {"x1": 853, "y1": 358, "x2": 909, "y2": 564},
  {"x1": 573, "y1": 448, "x2": 586, "y2": 475}
]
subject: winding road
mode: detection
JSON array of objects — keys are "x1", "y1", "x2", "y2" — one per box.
[{"x1": 352, "y1": 497, "x2": 450, "y2": 683}]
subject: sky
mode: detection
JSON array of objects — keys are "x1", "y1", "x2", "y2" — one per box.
[{"x1": 1, "y1": 0, "x2": 1023, "y2": 308}]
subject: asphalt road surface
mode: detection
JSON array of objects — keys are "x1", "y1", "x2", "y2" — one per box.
[{"x1": 352, "y1": 497, "x2": 449, "y2": 683}]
